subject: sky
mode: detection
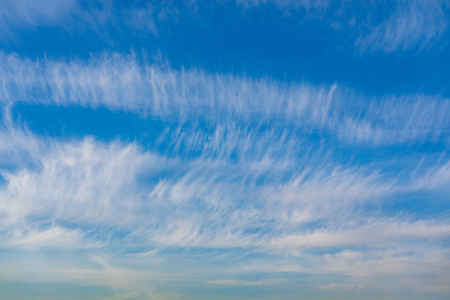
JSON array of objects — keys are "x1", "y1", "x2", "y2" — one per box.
[{"x1": 0, "y1": 0, "x2": 449, "y2": 299}]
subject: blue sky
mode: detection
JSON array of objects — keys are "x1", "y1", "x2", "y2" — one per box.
[{"x1": 0, "y1": 1, "x2": 449, "y2": 299}]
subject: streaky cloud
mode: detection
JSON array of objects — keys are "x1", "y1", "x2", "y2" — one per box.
[{"x1": 0, "y1": 52, "x2": 449, "y2": 146}]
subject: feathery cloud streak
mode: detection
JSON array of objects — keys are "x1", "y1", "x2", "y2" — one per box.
[{"x1": 1, "y1": 53, "x2": 449, "y2": 146}]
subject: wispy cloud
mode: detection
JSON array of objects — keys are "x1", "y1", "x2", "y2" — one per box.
[
  {"x1": 0, "y1": 122, "x2": 448, "y2": 247},
  {"x1": 0, "y1": 0, "x2": 164, "y2": 38},
  {"x1": 0, "y1": 118, "x2": 448, "y2": 298},
  {"x1": 0, "y1": 53, "x2": 448, "y2": 146},
  {"x1": 0, "y1": 0, "x2": 79, "y2": 28},
  {"x1": 0, "y1": 1, "x2": 449, "y2": 299},
  {"x1": 236, "y1": 0, "x2": 449, "y2": 53},
  {"x1": 1, "y1": 0, "x2": 448, "y2": 54},
  {"x1": 235, "y1": 0, "x2": 329, "y2": 12},
  {"x1": 5, "y1": 226, "x2": 101, "y2": 249},
  {"x1": 356, "y1": 0, "x2": 448, "y2": 53}
]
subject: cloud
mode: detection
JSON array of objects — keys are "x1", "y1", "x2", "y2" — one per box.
[
  {"x1": 123, "y1": 3, "x2": 158, "y2": 36},
  {"x1": 1, "y1": 0, "x2": 448, "y2": 55},
  {"x1": 355, "y1": 0, "x2": 448, "y2": 53},
  {"x1": 0, "y1": 137, "x2": 159, "y2": 230},
  {"x1": 0, "y1": 0, "x2": 116, "y2": 38},
  {"x1": 320, "y1": 283, "x2": 362, "y2": 291},
  {"x1": 0, "y1": 123, "x2": 448, "y2": 252},
  {"x1": 235, "y1": 0, "x2": 449, "y2": 53},
  {"x1": 269, "y1": 221, "x2": 450, "y2": 249},
  {"x1": 338, "y1": 94, "x2": 450, "y2": 145},
  {"x1": 208, "y1": 278, "x2": 284, "y2": 286},
  {"x1": 235, "y1": 0, "x2": 329, "y2": 12},
  {"x1": 5, "y1": 226, "x2": 101, "y2": 249},
  {"x1": 0, "y1": 0, "x2": 79, "y2": 28},
  {"x1": 0, "y1": 52, "x2": 335, "y2": 124},
  {"x1": 0, "y1": 119, "x2": 448, "y2": 298},
  {"x1": 0, "y1": 2, "x2": 448, "y2": 299},
  {"x1": 0, "y1": 52, "x2": 448, "y2": 146},
  {"x1": 0, "y1": 0, "x2": 163, "y2": 38},
  {"x1": 276, "y1": 246, "x2": 450, "y2": 296},
  {"x1": 413, "y1": 161, "x2": 450, "y2": 190}
]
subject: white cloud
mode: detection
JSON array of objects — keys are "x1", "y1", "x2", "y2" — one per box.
[
  {"x1": 0, "y1": 124, "x2": 448, "y2": 252},
  {"x1": 1, "y1": 0, "x2": 448, "y2": 54},
  {"x1": 0, "y1": 53, "x2": 335, "y2": 125},
  {"x1": 0, "y1": 124, "x2": 448, "y2": 297},
  {"x1": 0, "y1": 52, "x2": 448, "y2": 146},
  {"x1": 269, "y1": 221, "x2": 450, "y2": 249},
  {"x1": 0, "y1": 0, "x2": 117, "y2": 39},
  {"x1": 235, "y1": 0, "x2": 329, "y2": 12},
  {"x1": 0, "y1": 2, "x2": 448, "y2": 298},
  {"x1": 6, "y1": 226, "x2": 100, "y2": 249},
  {"x1": 338, "y1": 94, "x2": 450, "y2": 145},
  {"x1": 124, "y1": 3, "x2": 158, "y2": 36},
  {"x1": 356, "y1": 0, "x2": 448, "y2": 53},
  {"x1": 0, "y1": 0, "x2": 79, "y2": 28},
  {"x1": 0, "y1": 48, "x2": 448, "y2": 298},
  {"x1": 234, "y1": 0, "x2": 449, "y2": 53},
  {"x1": 0, "y1": 0, "x2": 163, "y2": 38},
  {"x1": 413, "y1": 161, "x2": 450, "y2": 190},
  {"x1": 0, "y1": 137, "x2": 160, "y2": 229}
]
